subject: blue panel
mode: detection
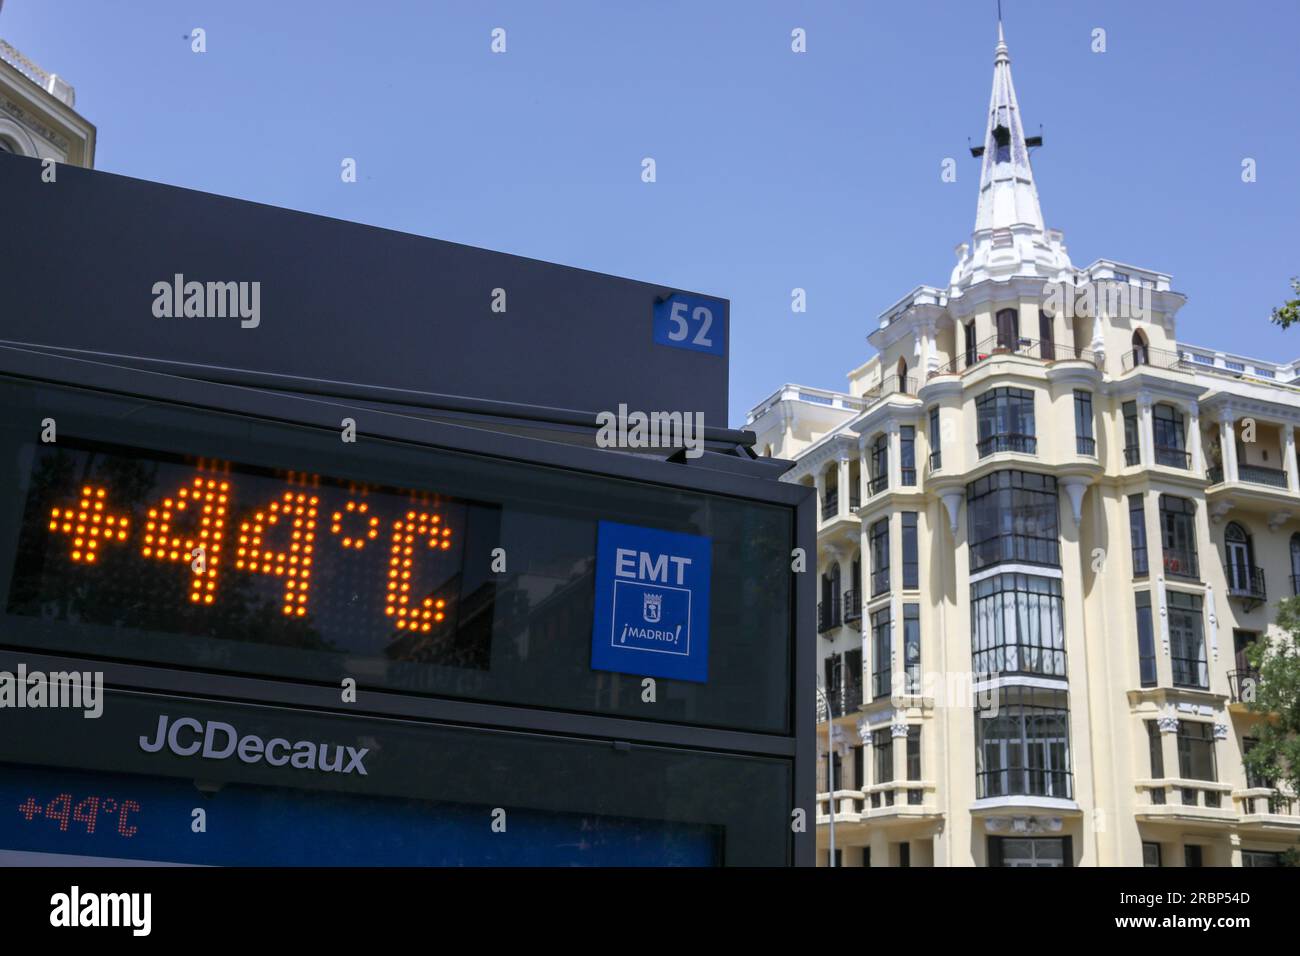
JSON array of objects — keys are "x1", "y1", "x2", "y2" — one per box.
[
  {"x1": 590, "y1": 521, "x2": 712, "y2": 683},
  {"x1": 652, "y1": 293, "x2": 727, "y2": 356},
  {"x1": 0, "y1": 762, "x2": 720, "y2": 866}
]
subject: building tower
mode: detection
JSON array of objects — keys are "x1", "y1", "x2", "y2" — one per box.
[
  {"x1": 748, "y1": 22, "x2": 1300, "y2": 867},
  {"x1": 0, "y1": 16, "x2": 95, "y2": 167}
]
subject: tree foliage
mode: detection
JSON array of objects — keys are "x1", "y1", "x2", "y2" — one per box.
[
  {"x1": 1270, "y1": 277, "x2": 1300, "y2": 329},
  {"x1": 1244, "y1": 597, "x2": 1300, "y2": 865}
]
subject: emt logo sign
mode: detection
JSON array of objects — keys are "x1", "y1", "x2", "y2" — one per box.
[{"x1": 591, "y1": 521, "x2": 711, "y2": 683}]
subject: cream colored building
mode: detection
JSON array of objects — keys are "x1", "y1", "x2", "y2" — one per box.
[
  {"x1": 0, "y1": 34, "x2": 94, "y2": 166},
  {"x1": 748, "y1": 25, "x2": 1300, "y2": 867}
]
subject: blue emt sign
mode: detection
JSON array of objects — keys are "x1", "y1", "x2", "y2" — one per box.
[{"x1": 590, "y1": 521, "x2": 712, "y2": 683}]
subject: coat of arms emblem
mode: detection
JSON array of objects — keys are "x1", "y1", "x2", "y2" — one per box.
[{"x1": 642, "y1": 593, "x2": 663, "y2": 623}]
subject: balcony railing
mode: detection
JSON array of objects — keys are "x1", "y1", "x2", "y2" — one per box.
[
  {"x1": 1228, "y1": 668, "x2": 1260, "y2": 704},
  {"x1": 929, "y1": 450, "x2": 942, "y2": 471},
  {"x1": 843, "y1": 589, "x2": 862, "y2": 624},
  {"x1": 821, "y1": 493, "x2": 838, "y2": 520},
  {"x1": 977, "y1": 767, "x2": 1073, "y2": 801},
  {"x1": 1076, "y1": 435, "x2": 1096, "y2": 456},
  {"x1": 1162, "y1": 548, "x2": 1199, "y2": 580},
  {"x1": 817, "y1": 599, "x2": 841, "y2": 634},
  {"x1": 870, "y1": 569, "x2": 890, "y2": 598},
  {"x1": 1124, "y1": 445, "x2": 1141, "y2": 466},
  {"x1": 1122, "y1": 346, "x2": 1191, "y2": 373},
  {"x1": 1239, "y1": 464, "x2": 1288, "y2": 488},
  {"x1": 1225, "y1": 563, "x2": 1266, "y2": 603},
  {"x1": 977, "y1": 433, "x2": 1038, "y2": 457},
  {"x1": 1205, "y1": 464, "x2": 1289, "y2": 488},
  {"x1": 868, "y1": 473, "x2": 888, "y2": 496},
  {"x1": 900, "y1": 466, "x2": 917, "y2": 486},
  {"x1": 849, "y1": 490, "x2": 861, "y2": 510},
  {"x1": 1154, "y1": 445, "x2": 1190, "y2": 469},
  {"x1": 859, "y1": 374, "x2": 916, "y2": 401},
  {"x1": 929, "y1": 336, "x2": 1100, "y2": 377},
  {"x1": 826, "y1": 681, "x2": 863, "y2": 718}
]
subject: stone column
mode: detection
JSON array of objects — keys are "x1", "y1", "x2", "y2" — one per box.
[
  {"x1": 1138, "y1": 391, "x2": 1154, "y2": 466},
  {"x1": 838, "y1": 454, "x2": 851, "y2": 518},
  {"x1": 887, "y1": 421, "x2": 901, "y2": 490},
  {"x1": 1284, "y1": 425, "x2": 1298, "y2": 493},
  {"x1": 814, "y1": 468, "x2": 826, "y2": 524},
  {"x1": 1187, "y1": 401, "x2": 1202, "y2": 475},
  {"x1": 1219, "y1": 411, "x2": 1238, "y2": 483}
]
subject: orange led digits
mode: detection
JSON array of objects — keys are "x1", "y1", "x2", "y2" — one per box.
[
  {"x1": 141, "y1": 476, "x2": 230, "y2": 603},
  {"x1": 49, "y1": 486, "x2": 130, "y2": 563},
  {"x1": 236, "y1": 490, "x2": 318, "y2": 616},
  {"x1": 329, "y1": 500, "x2": 380, "y2": 550},
  {"x1": 385, "y1": 512, "x2": 452, "y2": 632}
]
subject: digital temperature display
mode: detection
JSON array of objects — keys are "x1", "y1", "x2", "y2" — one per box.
[{"x1": 6, "y1": 439, "x2": 501, "y2": 670}]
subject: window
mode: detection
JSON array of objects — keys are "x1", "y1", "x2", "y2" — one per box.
[
  {"x1": 1224, "y1": 522, "x2": 1257, "y2": 595},
  {"x1": 1153, "y1": 404, "x2": 1188, "y2": 468},
  {"x1": 970, "y1": 573, "x2": 1065, "y2": 678},
  {"x1": 873, "y1": 728, "x2": 893, "y2": 785},
  {"x1": 1290, "y1": 533, "x2": 1300, "y2": 596},
  {"x1": 975, "y1": 686, "x2": 1072, "y2": 799},
  {"x1": 906, "y1": 726, "x2": 921, "y2": 780},
  {"x1": 1122, "y1": 400, "x2": 1140, "y2": 465},
  {"x1": 899, "y1": 426, "x2": 916, "y2": 485},
  {"x1": 975, "y1": 388, "x2": 1036, "y2": 456},
  {"x1": 1243, "y1": 851, "x2": 1282, "y2": 867},
  {"x1": 1128, "y1": 494, "x2": 1148, "y2": 577},
  {"x1": 1183, "y1": 845, "x2": 1203, "y2": 868},
  {"x1": 1143, "y1": 842, "x2": 1162, "y2": 867},
  {"x1": 1176, "y1": 721, "x2": 1216, "y2": 781},
  {"x1": 853, "y1": 743, "x2": 866, "y2": 790},
  {"x1": 995, "y1": 308, "x2": 1019, "y2": 351},
  {"x1": 902, "y1": 603, "x2": 921, "y2": 693},
  {"x1": 1146, "y1": 720, "x2": 1164, "y2": 778},
  {"x1": 1135, "y1": 592, "x2": 1157, "y2": 687},
  {"x1": 1073, "y1": 390, "x2": 1095, "y2": 455},
  {"x1": 901, "y1": 512, "x2": 918, "y2": 589},
  {"x1": 964, "y1": 321, "x2": 977, "y2": 368},
  {"x1": 869, "y1": 434, "x2": 889, "y2": 495},
  {"x1": 898, "y1": 842, "x2": 911, "y2": 867},
  {"x1": 1168, "y1": 591, "x2": 1207, "y2": 689},
  {"x1": 1039, "y1": 312, "x2": 1055, "y2": 360},
  {"x1": 988, "y1": 836, "x2": 1072, "y2": 868},
  {"x1": 1132, "y1": 329, "x2": 1149, "y2": 366},
  {"x1": 869, "y1": 518, "x2": 890, "y2": 597},
  {"x1": 967, "y1": 470, "x2": 1060, "y2": 572},
  {"x1": 1159, "y1": 495, "x2": 1199, "y2": 579},
  {"x1": 928, "y1": 407, "x2": 942, "y2": 470},
  {"x1": 1242, "y1": 736, "x2": 1268, "y2": 789},
  {"x1": 871, "y1": 608, "x2": 891, "y2": 698}
]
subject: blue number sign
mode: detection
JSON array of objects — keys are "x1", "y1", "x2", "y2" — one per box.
[{"x1": 652, "y1": 292, "x2": 727, "y2": 356}]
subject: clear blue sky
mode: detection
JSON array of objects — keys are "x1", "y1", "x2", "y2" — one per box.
[{"x1": 5, "y1": 0, "x2": 1298, "y2": 427}]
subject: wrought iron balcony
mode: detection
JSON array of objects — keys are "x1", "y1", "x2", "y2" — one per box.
[
  {"x1": 1225, "y1": 563, "x2": 1266, "y2": 605},
  {"x1": 1121, "y1": 345, "x2": 1190, "y2": 373},
  {"x1": 1207, "y1": 464, "x2": 1224, "y2": 484},
  {"x1": 977, "y1": 433, "x2": 1037, "y2": 457},
  {"x1": 976, "y1": 768, "x2": 1073, "y2": 801},
  {"x1": 929, "y1": 336, "x2": 1100, "y2": 377},
  {"x1": 842, "y1": 589, "x2": 862, "y2": 624},
  {"x1": 817, "y1": 599, "x2": 841, "y2": 634},
  {"x1": 821, "y1": 493, "x2": 839, "y2": 521},
  {"x1": 1076, "y1": 435, "x2": 1096, "y2": 456},
  {"x1": 1239, "y1": 464, "x2": 1288, "y2": 488},
  {"x1": 1228, "y1": 668, "x2": 1260, "y2": 704},
  {"x1": 1124, "y1": 445, "x2": 1141, "y2": 466},
  {"x1": 929, "y1": 450, "x2": 942, "y2": 471},
  {"x1": 868, "y1": 473, "x2": 888, "y2": 496},
  {"x1": 1154, "y1": 445, "x2": 1190, "y2": 469}
]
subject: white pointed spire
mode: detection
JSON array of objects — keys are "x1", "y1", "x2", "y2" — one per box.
[{"x1": 951, "y1": 22, "x2": 1071, "y2": 290}]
